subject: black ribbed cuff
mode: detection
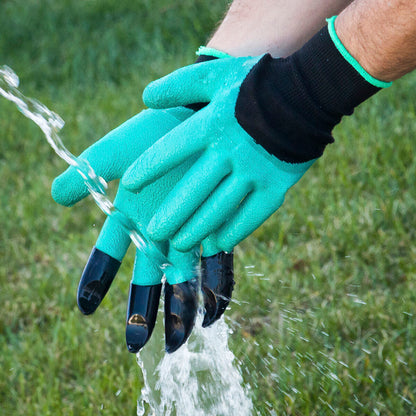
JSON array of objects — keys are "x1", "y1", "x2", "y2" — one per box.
[
  {"x1": 292, "y1": 24, "x2": 380, "y2": 119},
  {"x1": 235, "y1": 25, "x2": 380, "y2": 163}
]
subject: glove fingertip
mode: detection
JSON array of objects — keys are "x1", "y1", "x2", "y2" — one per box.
[
  {"x1": 121, "y1": 161, "x2": 148, "y2": 193},
  {"x1": 120, "y1": 169, "x2": 138, "y2": 191},
  {"x1": 171, "y1": 237, "x2": 195, "y2": 254},
  {"x1": 142, "y1": 81, "x2": 163, "y2": 108},
  {"x1": 146, "y1": 218, "x2": 172, "y2": 243},
  {"x1": 51, "y1": 168, "x2": 89, "y2": 206},
  {"x1": 143, "y1": 70, "x2": 197, "y2": 109}
]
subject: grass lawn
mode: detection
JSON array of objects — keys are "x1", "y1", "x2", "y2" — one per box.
[{"x1": 1, "y1": 1, "x2": 416, "y2": 415}]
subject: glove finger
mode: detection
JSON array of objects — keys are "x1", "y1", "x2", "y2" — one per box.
[
  {"x1": 121, "y1": 110, "x2": 212, "y2": 193},
  {"x1": 216, "y1": 190, "x2": 284, "y2": 252},
  {"x1": 126, "y1": 242, "x2": 167, "y2": 353},
  {"x1": 170, "y1": 176, "x2": 252, "y2": 252},
  {"x1": 77, "y1": 216, "x2": 131, "y2": 315},
  {"x1": 164, "y1": 245, "x2": 199, "y2": 353},
  {"x1": 145, "y1": 151, "x2": 232, "y2": 243},
  {"x1": 142, "y1": 59, "x2": 232, "y2": 109},
  {"x1": 52, "y1": 110, "x2": 186, "y2": 207},
  {"x1": 51, "y1": 117, "x2": 140, "y2": 207},
  {"x1": 200, "y1": 251, "x2": 234, "y2": 328}
]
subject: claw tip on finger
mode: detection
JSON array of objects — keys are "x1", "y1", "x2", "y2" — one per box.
[
  {"x1": 125, "y1": 283, "x2": 162, "y2": 354},
  {"x1": 201, "y1": 251, "x2": 234, "y2": 327},
  {"x1": 77, "y1": 247, "x2": 121, "y2": 315},
  {"x1": 164, "y1": 281, "x2": 198, "y2": 353},
  {"x1": 165, "y1": 317, "x2": 187, "y2": 354},
  {"x1": 126, "y1": 318, "x2": 149, "y2": 353}
]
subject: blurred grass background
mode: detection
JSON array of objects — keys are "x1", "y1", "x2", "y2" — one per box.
[{"x1": 1, "y1": 0, "x2": 416, "y2": 415}]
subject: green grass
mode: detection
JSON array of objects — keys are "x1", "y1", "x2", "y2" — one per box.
[{"x1": 1, "y1": 1, "x2": 416, "y2": 415}]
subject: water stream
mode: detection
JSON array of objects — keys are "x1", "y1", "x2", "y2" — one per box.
[{"x1": 0, "y1": 65, "x2": 168, "y2": 268}]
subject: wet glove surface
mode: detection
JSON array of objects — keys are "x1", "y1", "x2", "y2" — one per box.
[
  {"x1": 52, "y1": 106, "x2": 234, "y2": 353},
  {"x1": 123, "y1": 19, "x2": 389, "y2": 256}
]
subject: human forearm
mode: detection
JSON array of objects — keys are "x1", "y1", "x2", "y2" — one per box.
[
  {"x1": 207, "y1": 0, "x2": 353, "y2": 57},
  {"x1": 208, "y1": 0, "x2": 416, "y2": 80},
  {"x1": 336, "y1": 0, "x2": 416, "y2": 81}
]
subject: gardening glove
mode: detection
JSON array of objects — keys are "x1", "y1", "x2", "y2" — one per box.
[
  {"x1": 52, "y1": 101, "x2": 234, "y2": 352},
  {"x1": 122, "y1": 16, "x2": 391, "y2": 257}
]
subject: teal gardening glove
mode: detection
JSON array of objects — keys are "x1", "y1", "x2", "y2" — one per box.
[
  {"x1": 52, "y1": 51, "x2": 235, "y2": 354},
  {"x1": 122, "y1": 17, "x2": 391, "y2": 255}
]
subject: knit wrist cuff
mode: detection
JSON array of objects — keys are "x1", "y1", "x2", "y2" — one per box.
[{"x1": 326, "y1": 16, "x2": 392, "y2": 89}]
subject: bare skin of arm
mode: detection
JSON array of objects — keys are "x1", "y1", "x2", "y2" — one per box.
[
  {"x1": 336, "y1": 0, "x2": 416, "y2": 81},
  {"x1": 207, "y1": 0, "x2": 353, "y2": 57},
  {"x1": 208, "y1": 0, "x2": 416, "y2": 81}
]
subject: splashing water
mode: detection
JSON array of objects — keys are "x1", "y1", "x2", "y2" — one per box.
[
  {"x1": 137, "y1": 311, "x2": 253, "y2": 416},
  {"x1": 0, "y1": 65, "x2": 254, "y2": 415}
]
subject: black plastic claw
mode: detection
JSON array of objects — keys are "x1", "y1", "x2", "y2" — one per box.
[
  {"x1": 77, "y1": 247, "x2": 121, "y2": 315},
  {"x1": 126, "y1": 283, "x2": 162, "y2": 353},
  {"x1": 201, "y1": 251, "x2": 235, "y2": 328},
  {"x1": 164, "y1": 280, "x2": 198, "y2": 353}
]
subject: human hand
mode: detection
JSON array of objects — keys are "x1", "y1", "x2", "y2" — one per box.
[
  {"x1": 123, "y1": 19, "x2": 389, "y2": 255},
  {"x1": 52, "y1": 107, "x2": 234, "y2": 353}
]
